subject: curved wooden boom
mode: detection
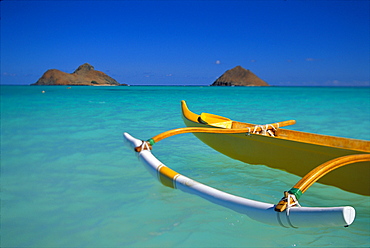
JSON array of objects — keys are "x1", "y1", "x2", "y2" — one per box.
[
  {"x1": 295, "y1": 154, "x2": 370, "y2": 193},
  {"x1": 275, "y1": 154, "x2": 370, "y2": 212}
]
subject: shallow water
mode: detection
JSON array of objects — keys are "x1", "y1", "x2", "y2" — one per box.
[{"x1": 1, "y1": 85, "x2": 369, "y2": 247}]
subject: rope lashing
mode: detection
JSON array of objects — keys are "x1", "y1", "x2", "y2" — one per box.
[
  {"x1": 253, "y1": 125, "x2": 260, "y2": 134},
  {"x1": 252, "y1": 123, "x2": 279, "y2": 137},
  {"x1": 267, "y1": 123, "x2": 278, "y2": 137},
  {"x1": 245, "y1": 127, "x2": 252, "y2": 136},
  {"x1": 134, "y1": 140, "x2": 152, "y2": 152},
  {"x1": 275, "y1": 154, "x2": 370, "y2": 212}
]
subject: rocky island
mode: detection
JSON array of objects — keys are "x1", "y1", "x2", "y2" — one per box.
[
  {"x1": 211, "y1": 66, "x2": 269, "y2": 86},
  {"x1": 31, "y1": 63, "x2": 127, "y2": 86}
]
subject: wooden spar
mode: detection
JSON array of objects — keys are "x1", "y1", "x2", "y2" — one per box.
[{"x1": 294, "y1": 154, "x2": 370, "y2": 193}]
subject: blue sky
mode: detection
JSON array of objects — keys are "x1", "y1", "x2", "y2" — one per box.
[{"x1": 1, "y1": 0, "x2": 369, "y2": 86}]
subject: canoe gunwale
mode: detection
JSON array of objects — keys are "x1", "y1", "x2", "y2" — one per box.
[{"x1": 181, "y1": 100, "x2": 370, "y2": 153}]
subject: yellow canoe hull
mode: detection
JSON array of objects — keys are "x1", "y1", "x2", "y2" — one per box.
[{"x1": 181, "y1": 101, "x2": 370, "y2": 196}]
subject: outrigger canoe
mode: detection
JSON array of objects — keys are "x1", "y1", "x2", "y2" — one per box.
[
  {"x1": 181, "y1": 101, "x2": 370, "y2": 196},
  {"x1": 123, "y1": 101, "x2": 370, "y2": 228}
]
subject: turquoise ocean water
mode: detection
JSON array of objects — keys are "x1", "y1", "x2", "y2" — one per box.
[{"x1": 1, "y1": 85, "x2": 369, "y2": 247}]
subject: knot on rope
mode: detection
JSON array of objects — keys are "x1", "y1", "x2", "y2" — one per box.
[
  {"x1": 274, "y1": 191, "x2": 301, "y2": 212},
  {"x1": 134, "y1": 141, "x2": 152, "y2": 152},
  {"x1": 252, "y1": 123, "x2": 279, "y2": 137},
  {"x1": 245, "y1": 127, "x2": 252, "y2": 136}
]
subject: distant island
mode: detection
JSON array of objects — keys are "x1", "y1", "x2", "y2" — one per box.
[
  {"x1": 31, "y1": 63, "x2": 268, "y2": 86},
  {"x1": 31, "y1": 63, "x2": 127, "y2": 86},
  {"x1": 211, "y1": 66, "x2": 269, "y2": 86}
]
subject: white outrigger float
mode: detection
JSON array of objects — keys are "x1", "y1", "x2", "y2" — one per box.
[{"x1": 124, "y1": 132, "x2": 357, "y2": 228}]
